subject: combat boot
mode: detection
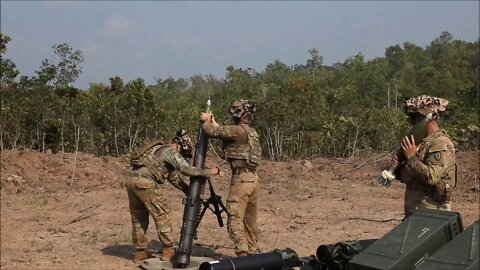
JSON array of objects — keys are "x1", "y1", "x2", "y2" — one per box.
[
  {"x1": 236, "y1": 252, "x2": 248, "y2": 257},
  {"x1": 161, "y1": 246, "x2": 176, "y2": 261},
  {"x1": 133, "y1": 249, "x2": 148, "y2": 263}
]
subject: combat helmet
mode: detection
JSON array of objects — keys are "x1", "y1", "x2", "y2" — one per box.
[
  {"x1": 404, "y1": 95, "x2": 448, "y2": 123},
  {"x1": 174, "y1": 129, "x2": 194, "y2": 158},
  {"x1": 229, "y1": 99, "x2": 257, "y2": 119}
]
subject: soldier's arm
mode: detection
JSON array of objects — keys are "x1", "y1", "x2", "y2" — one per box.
[
  {"x1": 163, "y1": 148, "x2": 211, "y2": 179},
  {"x1": 203, "y1": 122, "x2": 239, "y2": 140},
  {"x1": 167, "y1": 171, "x2": 189, "y2": 193},
  {"x1": 406, "y1": 142, "x2": 454, "y2": 187}
]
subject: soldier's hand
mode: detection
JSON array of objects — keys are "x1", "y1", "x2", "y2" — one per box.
[
  {"x1": 210, "y1": 165, "x2": 220, "y2": 175},
  {"x1": 401, "y1": 135, "x2": 419, "y2": 159},
  {"x1": 390, "y1": 153, "x2": 399, "y2": 167},
  {"x1": 210, "y1": 115, "x2": 220, "y2": 128},
  {"x1": 200, "y1": 112, "x2": 213, "y2": 122}
]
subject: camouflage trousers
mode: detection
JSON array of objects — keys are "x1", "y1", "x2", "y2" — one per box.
[
  {"x1": 226, "y1": 171, "x2": 260, "y2": 255},
  {"x1": 404, "y1": 189, "x2": 451, "y2": 218},
  {"x1": 126, "y1": 169, "x2": 174, "y2": 250}
]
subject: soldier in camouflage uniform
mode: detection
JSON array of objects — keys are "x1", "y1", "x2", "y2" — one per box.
[
  {"x1": 391, "y1": 95, "x2": 456, "y2": 218},
  {"x1": 127, "y1": 130, "x2": 219, "y2": 263},
  {"x1": 200, "y1": 99, "x2": 262, "y2": 257}
]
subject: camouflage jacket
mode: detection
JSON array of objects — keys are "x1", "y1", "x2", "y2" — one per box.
[
  {"x1": 203, "y1": 122, "x2": 261, "y2": 169},
  {"x1": 399, "y1": 129, "x2": 456, "y2": 199},
  {"x1": 130, "y1": 144, "x2": 211, "y2": 191}
]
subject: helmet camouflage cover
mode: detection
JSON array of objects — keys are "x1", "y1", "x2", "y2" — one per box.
[
  {"x1": 404, "y1": 95, "x2": 449, "y2": 116},
  {"x1": 229, "y1": 99, "x2": 257, "y2": 118}
]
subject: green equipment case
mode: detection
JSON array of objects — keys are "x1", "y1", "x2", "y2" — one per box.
[
  {"x1": 347, "y1": 208, "x2": 463, "y2": 270},
  {"x1": 415, "y1": 220, "x2": 479, "y2": 270}
]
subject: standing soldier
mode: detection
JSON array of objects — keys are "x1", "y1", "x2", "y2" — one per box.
[
  {"x1": 200, "y1": 99, "x2": 262, "y2": 257},
  {"x1": 127, "y1": 130, "x2": 219, "y2": 263},
  {"x1": 391, "y1": 95, "x2": 456, "y2": 218}
]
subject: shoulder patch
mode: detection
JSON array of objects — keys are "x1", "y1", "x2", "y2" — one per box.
[{"x1": 434, "y1": 152, "x2": 442, "y2": 161}]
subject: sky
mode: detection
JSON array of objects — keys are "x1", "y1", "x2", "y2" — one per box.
[{"x1": 1, "y1": 1, "x2": 479, "y2": 90}]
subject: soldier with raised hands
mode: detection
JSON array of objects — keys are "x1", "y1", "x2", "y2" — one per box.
[
  {"x1": 200, "y1": 99, "x2": 262, "y2": 257},
  {"x1": 391, "y1": 95, "x2": 456, "y2": 218},
  {"x1": 126, "y1": 129, "x2": 219, "y2": 263}
]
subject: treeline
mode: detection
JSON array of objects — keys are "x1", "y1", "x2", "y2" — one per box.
[{"x1": 1, "y1": 31, "x2": 478, "y2": 160}]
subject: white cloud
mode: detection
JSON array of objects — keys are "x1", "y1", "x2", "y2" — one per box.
[
  {"x1": 162, "y1": 32, "x2": 216, "y2": 48},
  {"x1": 82, "y1": 39, "x2": 102, "y2": 56},
  {"x1": 100, "y1": 16, "x2": 141, "y2": 38}
]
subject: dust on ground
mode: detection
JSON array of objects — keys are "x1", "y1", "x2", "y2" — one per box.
[{"x1": 1, "y1": 150, "x2": 479, "y2": 270}]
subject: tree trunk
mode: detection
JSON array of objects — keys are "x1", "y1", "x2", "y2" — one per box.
[
  {"x1": 128, "y1": 121, "x2": 141, "y2": 153},
  {"x1": 349, "y1": 124, "x2": 360, "y2": 159},
  {"x1": 395, "y1": 82, "x2": 398, "y2": 108},
  {"x1": 387, "y1": 82, "x2": 390, "y2": 107},
  {"x1": 114, "y1": 103, "x2": 119, "y2": 157},
  {"x1": 35, "y1": 125, "x2": 41, "y2": 152},
  {"x1": 61, "y1": 117, "x2": 65, "y2": 152},
  {"x1": 0, "y1": 124, "x2": 3, "y2": 151}
]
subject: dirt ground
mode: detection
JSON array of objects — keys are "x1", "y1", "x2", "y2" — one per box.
[{"x1": 1, "y1": 150, "x2": 478, "y2": 270}]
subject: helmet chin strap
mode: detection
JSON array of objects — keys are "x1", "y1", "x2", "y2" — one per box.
[{"x1": 425, "y1": 113, "x2": 433, "y2": 121}]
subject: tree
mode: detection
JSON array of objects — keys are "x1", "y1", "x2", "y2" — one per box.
[
  {"x1": 385, "y1": 44, "x2": 405, "y2": 80},
  {"x1": 2, "y1": 32, "x2": 478, "y2": 156},
  {"x1": 34, "y1": 43, "x2": 84, "y2": 88},
  {"x1": 52, "y1": 43, "x2": 84, "y2": 88},
  {"x1": 429, "y1": 31, "x2": 453, "y2": 68},
  {"x1": 307, "y1": 48, "x2": 323, "y2": 80},
  {"x1": 109, "y1": 75, "x2": 124, "y2": 94},
  {"x1": 0, "y1": 33, "x2": 21, "y2": 150},
  {"x1": 0, "y1": 33, "x2": 20, "y2": 87}
]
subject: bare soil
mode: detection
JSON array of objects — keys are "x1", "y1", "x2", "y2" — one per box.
[{"x1": 1, "y1": 150, "x2": 479, "y2": 270}]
